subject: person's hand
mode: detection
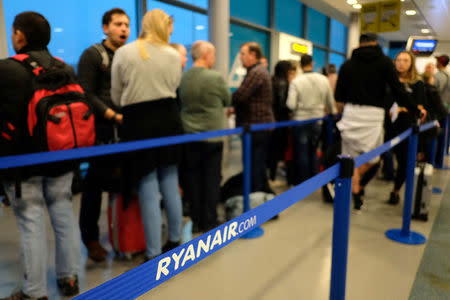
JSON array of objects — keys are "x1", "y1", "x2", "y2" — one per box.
[
  {"x1": 226, "y1": 107, "x2": 235, "y2": 117},
  {"x1": 115, "y1": 113, "x2": 123, "y2": 125},
  {"x1": 419, "y1": 107, "x2": 427, "y2": 123}
]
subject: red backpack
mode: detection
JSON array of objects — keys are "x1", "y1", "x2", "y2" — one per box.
[{"x1": 10, "y1": 54, "x2": 95, "y2": 152}]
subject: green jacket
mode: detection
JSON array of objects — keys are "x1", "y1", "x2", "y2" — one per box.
[{"x1": 179, "y1": 67, "x2": 231, "y2": 140}]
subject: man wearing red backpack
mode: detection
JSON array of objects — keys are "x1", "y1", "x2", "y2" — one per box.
[
  {"x1": 0, "y1": 12, "x2": 79, "y2": 299},
  {"x1": 77, "y1": 8, "x2": 130, "y2": 263}
]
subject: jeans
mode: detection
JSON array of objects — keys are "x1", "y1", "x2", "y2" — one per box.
[
  {"x1": 138, "y1": 165, "x2": 182, "y2": 257},
  {"x1": 3, "y1": 172, "x2": 78, "y2": 298},
  {"x1": 293, "y1": 123, "x2": 322, "y2": 184},
  {"x1": 181, "y1": 141, "x2": 223, "y2": 230}
]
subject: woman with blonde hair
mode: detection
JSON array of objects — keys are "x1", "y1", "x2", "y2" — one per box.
[
  {"x1": 111, "y1": 9, "x2": 183, "y2": 261},
  {"x1": 387, "y1": 51, "x2": 427, "y2": 205}
]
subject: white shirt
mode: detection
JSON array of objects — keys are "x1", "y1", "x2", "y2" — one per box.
[{"x1": 286, "y1": 72, "x2": 337, "y2": 120}]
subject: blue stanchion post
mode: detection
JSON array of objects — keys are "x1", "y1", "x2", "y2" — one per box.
[
  {"x1": 330, "y1": 155, "x2": 354, "y2": 300},
  {"x1": 436, "y1": 117, "x2": 449, "y2": 168},
  {"x1": 446, "y1": 115, "x2": 449, "y2": 155},
  {"x1": 386, "y1": 124, "x2": 426, "y2": 245},
  {"x1": 241, "y1": 125, "x2": 264, "y2": 239}
]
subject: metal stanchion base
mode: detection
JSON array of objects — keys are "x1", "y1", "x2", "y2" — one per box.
[
  {"x1": 432, "y1": 187, "x2": 442, "y2": 194},
  {"x1": 241, "y1": 227, "x2": 264, "y2": 239},
  {"x1": 385, "y1": 229, "x2": 426, "y2": 245}
]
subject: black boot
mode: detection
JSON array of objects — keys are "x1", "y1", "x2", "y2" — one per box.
[
  {"x1": 162, "y1": 240, "x2": 181, "y2": 253},
  {"x1": 353, "y1": 193, "x2": 363, "y2": 210},
  {"x1": 387, "y1": 192, "x2": 400, "y2": 205}
]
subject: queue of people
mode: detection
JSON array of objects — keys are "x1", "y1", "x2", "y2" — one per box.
[{"x1": 0, "y1": 7, "x2": 449, "y2": 300}]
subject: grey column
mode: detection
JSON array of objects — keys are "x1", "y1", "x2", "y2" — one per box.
[
  {"x1": 0, "y1": 0, "x2": 8, "y2": 58},
  {"x1": 208, "y1": 0, "x2": 229, "y2": 78},
  {"x1": 347, "y1": 12, "x2": 360, "y2": 57}
]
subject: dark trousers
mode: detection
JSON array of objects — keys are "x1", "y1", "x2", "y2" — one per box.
[
  {"x1": 181, "y1": 141, "x2": 223, "y2": 230},
  {"x1": 382, "y1": 150, "x2": 395, "y2": 180},
  {"x1": 394, "y1": 139, "x2": 408, "y2": 191},
  {"x1": 392, "y1": 113, "x2": 413, "y2": 191},
  {"x1": 249, "y1": 131, "x2": 271, "y2": 192},
  {"x1": 79, "y1": 163, "x2": 103, "y2": 245},
  {"x1": 293, "y1": 123, "x2": 322, "y2": 184},
  {"x1": 267, "y1": 127, "x2": 288, "y2": 180}
]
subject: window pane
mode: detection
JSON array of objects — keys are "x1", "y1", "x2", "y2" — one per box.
[
  {"x1": 307, "y1": 7, "x2": 328, "y2": 47},
  {"x1": 179, "y1": 0, "x2": 208, "y2": 9},
  {"x1": 275, "y1": 0, "x2": 303, "y2": 37},
  {"x1": 148, "y1": 0, "x2": 208, "y2": 69},
  {"x1": 329, "y1": 53, "x2": 346, "y2": 71},
  {"x1": 313, "y1": 48, "x2": 326, "y2": 73},
  {"x1": 3, "y1": 0, "x2": 137, "y2": 69},
  {"x1": 230, "y1": 0, "x2": 270, "y2": 27},
  {"x1": 330, "y1": 19, "x2": 347, "y2": 53}
]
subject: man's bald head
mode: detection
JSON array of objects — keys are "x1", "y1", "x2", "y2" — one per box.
[{"x1": 191, "y1": 40, "x2": 216, "y2": 69}]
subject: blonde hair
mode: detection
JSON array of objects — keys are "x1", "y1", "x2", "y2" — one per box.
[
  {"x1": 137, "y1": 9, "x2": 174, "y2": 60},
  {"x1": 395, "y1": 51, "x2": 420, "y2": 84}
]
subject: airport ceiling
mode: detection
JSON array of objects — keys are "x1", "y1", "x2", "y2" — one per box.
[{"x1": 319, "y1": 0, "x2": 450, "y2": 42}]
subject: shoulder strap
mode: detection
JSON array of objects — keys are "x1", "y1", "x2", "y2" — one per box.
[
  {"x1": 93, "y1": 43, "x2": 110, "y2": 70},
  {"x1": 9, "y1": 54, "x2": 55, "y2": 76}
]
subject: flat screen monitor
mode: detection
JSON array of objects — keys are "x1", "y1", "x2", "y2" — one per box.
[{"x1": 409, "y1": 39, "x2": 438, "y2": 56}]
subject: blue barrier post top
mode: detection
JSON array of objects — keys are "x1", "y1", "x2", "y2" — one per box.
[
  {"x1": 419, "y1": 120, "x2": 439, "y2": 133},
  {"x1": 337, "y1": 155, "x2": 354, "y2": 178}
]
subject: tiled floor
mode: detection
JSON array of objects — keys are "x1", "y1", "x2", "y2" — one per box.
[{"x1": 0, "y1": 138, "x2": 449, "y2": 299}]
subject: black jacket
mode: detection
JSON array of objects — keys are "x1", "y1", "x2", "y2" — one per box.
[
  {"x1": 77, "y1": 41, "x2": 119, "y2": 143},
  {"x1": 335, "y1": 45, "x2": 417, "y2": 113},
  {"x1": 0, "y1": 46, "x2": 76, "y2": 179},
  {"x1": 272, "y1": 77, "x2": 290, "y2": 121},
  {"x1": 120, "y1": 98, "x2": 183, "y2": 193},
  {"x1": 424, "y1": 83, "x2": 448, "y2": 121}
]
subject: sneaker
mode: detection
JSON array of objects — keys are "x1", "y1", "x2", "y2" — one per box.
[
  {"x1": 268, "y1": 214, "x2": 279, "y2": 221},
  {"x1": 387, "y1": 192, "x2": 400, "y2": 205},
  {"x1": 353, "y1": 193, "x2": 363, "y2": 210},
  {"x1": 142, "y1": 255, "x2": 155, "y2": 264},
  {"x1": 5, "y1": 291, "x2": 48, "y2": 300},
  {"x1": 57, "y1": 275, "x2": 79, "y2": 297},
  {"x1": 412, "y1": 213, "x2": 428, "y2": 222},
  {"x1": 86, "y1": 241, "x2": 108, "y2": 262},
  {"x1": 162, "y1": 240, "x2": 181, "y2": 253}
]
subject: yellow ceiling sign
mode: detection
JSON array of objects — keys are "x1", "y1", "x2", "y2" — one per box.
[
  {"x1": 291, "y1": 42, "x2": 309, "y2": 55},
  {"x1": 379, "y1": 1, "x2": 401, "y2": 32},
  {"x1": 360, "y1": 0, "x2": 401, "y2": 33},
  {"x1": 360, "y1": 2, "x2": 380, "y2": 33}
]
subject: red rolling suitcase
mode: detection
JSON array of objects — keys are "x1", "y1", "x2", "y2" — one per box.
[{"x1": 107, "y1": 194, "x2": 146, "y2": 259}]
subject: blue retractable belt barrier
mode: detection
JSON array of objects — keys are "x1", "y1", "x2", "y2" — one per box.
[
  {"x1": 0, "y1": 127, "x2": 243, "y2": 170},
  {"x1": 250, "y1": 117, "x2": 325, "y2": 132},
  {"x1": 74, "y1": 164, "x2": 340, "y2": 300},
  {"x1": 1, "y1": 114, "x2": 440, "y2": 299},
  {"x1": 419, "y1": 120, "x2": 439, "y2": 133},
  {"x1": 436, "y1": 116, "x2": 449, "y2": 168},
  {"x1": 354, "y1": 128, "x2": 412, "y2": 168}
]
